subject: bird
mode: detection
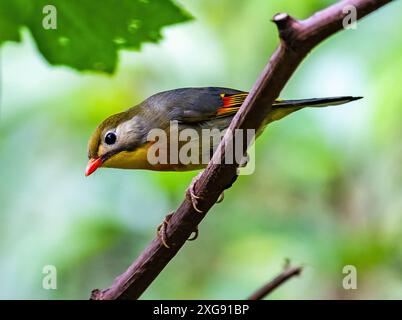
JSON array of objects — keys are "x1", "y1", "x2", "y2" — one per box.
[
  {"x1": 86, "y1": 87, "x2": 361, "y2": 247},
  {"x1": 86, "y1": 87, "x2": 361, "y2": 176}
]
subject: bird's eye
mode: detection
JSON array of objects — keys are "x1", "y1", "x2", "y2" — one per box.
[{"x1": 104, "y1": 132, "x2": 117, "y2": 145}]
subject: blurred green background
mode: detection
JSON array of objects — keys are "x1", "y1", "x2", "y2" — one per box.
[{"x1": 1, "y1": 0, "x2": 402, "y2": 299}]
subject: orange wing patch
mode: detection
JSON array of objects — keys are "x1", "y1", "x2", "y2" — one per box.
[{"x1": 216, "y1": 93, "x2": 248, "y2": 116}]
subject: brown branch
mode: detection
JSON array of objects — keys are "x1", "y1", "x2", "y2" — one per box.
[
  {"x1": 90, "y1": 0, "x2": 393, "y2": 300},
  {"x1": 247, "y1": 265, "x2": 303, "y2": 300}
]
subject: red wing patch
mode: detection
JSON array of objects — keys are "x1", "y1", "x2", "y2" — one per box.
[{"x1": 216, "y1": 93, "x2": 248, "y2": 116}]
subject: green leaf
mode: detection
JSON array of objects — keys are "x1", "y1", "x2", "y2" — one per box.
[{"x1": 0, "y1": 0, "x2": 192, "y2": 73}]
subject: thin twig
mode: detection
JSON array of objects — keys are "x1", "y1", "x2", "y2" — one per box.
[
  {"x1": 247, "y1": 266, "x2": 303, "y2": 300},
  {"x1": 91, "y1": 0, "x2": 393, "y2": 300}
]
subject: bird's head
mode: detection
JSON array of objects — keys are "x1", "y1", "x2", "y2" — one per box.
[{"x1": 86, "y1": 109, "x2": 145, "y2": 176}]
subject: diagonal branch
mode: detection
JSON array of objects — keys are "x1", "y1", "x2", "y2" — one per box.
[
  {"x1": 90, "y1": 0, "x2": 393, "y2": 300},
  {"x1": 247, "y1": 264, "x2": 303, "y2": 300}
]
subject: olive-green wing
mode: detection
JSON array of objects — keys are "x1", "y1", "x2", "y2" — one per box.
[{"x1": 146, "y1": 87, "x2": 247, "y2": 123}]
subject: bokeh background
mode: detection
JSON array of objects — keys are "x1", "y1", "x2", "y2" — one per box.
[{"x1": 1, "y1": 0, "x2": 402, "y2": 299}]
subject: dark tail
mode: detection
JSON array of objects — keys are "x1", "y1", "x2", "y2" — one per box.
[{"x1": 273, "y1": 96, "x2": 363, "y2": 108}]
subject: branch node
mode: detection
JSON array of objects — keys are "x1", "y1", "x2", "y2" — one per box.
[
  {"x1": 272, "y1": 13, "x2": 303, "y2": 50},
  {"x1": 272, "y1": 13, "x2": 291, "y2": 24},
  {"x1": 272, "y1": 13, "x2": 298, "y2": 30}
]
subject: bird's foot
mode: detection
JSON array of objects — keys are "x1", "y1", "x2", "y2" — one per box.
[
  {"x1": 185, "y1": 170, "x2": 227, "y2": 210},
  {"x1": 156, "y1": 212, "x2": 199, "y2": 248},
  {"x1": 186, "y1": 172, "x2": 204, "y2": 213},
  {"x1": 156, "y1": 212, "x2": 174, "y2": 248}
]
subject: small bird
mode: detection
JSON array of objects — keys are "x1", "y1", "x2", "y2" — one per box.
[
  {"x1": 86, "y1": 87, "x2": 361, "y2": 177},
  {"x1": 86, "y1": 87, "x2": 361, "y2": 247}
]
